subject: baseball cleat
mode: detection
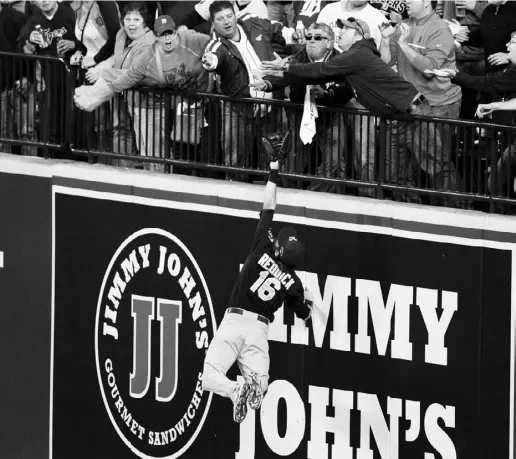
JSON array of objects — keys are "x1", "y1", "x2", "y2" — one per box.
[
  {"x1": 233, "y1": 382, "x2": 251, "y2": 423},
  {"x1": 248, "y1": 373, "x2": 263, "y2": 411}
]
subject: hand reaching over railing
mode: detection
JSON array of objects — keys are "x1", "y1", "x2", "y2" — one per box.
[{"x1": 74, "y1": 77, "x2": 114, "y2": 112}]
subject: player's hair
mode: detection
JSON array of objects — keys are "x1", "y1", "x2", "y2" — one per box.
[
  {"x1": 121, "y1": 2, "x2": 152, "y2": 30},
  {"x1": 209, "y1": 1, "x2": 234, "y2": 20},
  {"x1": 308, "y1": 22, "x2": 335, "y2": 42}
]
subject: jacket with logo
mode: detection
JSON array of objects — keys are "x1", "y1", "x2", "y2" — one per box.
[
  {"x1": 204, "y1": 13, "x2": 291, "y2": 98},
  {"x1": 19, "y1": 4, "x2": 78, "y2": 58}
]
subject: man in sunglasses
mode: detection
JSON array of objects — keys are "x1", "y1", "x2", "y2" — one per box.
[
  {"x1": 261, "y1": 16, "x2": 441, "y2": 200},
  {"x1": 252, "y1": 22, "x2": 353, "y2": 189}
]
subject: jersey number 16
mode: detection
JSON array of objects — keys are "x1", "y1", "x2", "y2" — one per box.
[{"x1": 250, "y1": 270, "x2": 280, "y2": 301}]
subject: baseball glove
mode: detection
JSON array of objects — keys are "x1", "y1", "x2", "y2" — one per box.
[{"x1": 261, "y1": 130, "x2": 292, "y2": 166}]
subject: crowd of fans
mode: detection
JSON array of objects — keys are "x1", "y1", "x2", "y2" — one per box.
[{"x1": 2, "y1": 0, "x2": 516, "y2": 209}]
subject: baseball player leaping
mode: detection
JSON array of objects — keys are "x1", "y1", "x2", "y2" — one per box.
[{"x1": 201, "y1": 132, "x2": 314, "y2": 424}]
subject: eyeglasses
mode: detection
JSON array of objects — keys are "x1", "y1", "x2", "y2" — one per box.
[{"x1": 306, "y1": 34, "x2": 328, "y2": 41}]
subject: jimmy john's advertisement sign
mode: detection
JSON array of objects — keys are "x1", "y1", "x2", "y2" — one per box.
[
  {"x1": 52, "y1": 188, "x2": 513, "y2": 459},
  {"x1": 95, "y1": 228, "x2": 215, "y2": 458}
]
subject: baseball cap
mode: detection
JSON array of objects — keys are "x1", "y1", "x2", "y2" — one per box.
[
  {"x1": 154, "y1": 15, "x2": 176, "y2": 36},
  {"x1": 277, "y1": 227, "x2": 305, "y2": 269},
  {"x1": 336, "y1": 17, "x2": 371, "y2": 38}
]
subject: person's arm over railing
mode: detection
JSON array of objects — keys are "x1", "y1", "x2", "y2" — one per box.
[
  {"x1": 282, "y1": 51, "x2": 366, "y2": 86},
  {"x1": 454, "y1": 66, "x2": 516, "y2": 95},
  {"x1": 476, "y1": 98, "x2": 516, "y2": 118},
  {"x1": 202, "y1": 39, "x2": 227, "y2": 72},
  {"x1": 107, "y1": 45, "x2": 152, "y2": 93},
  {"x1": 426, "y1": 66, "x2": 516, "y2": 96},
  {"x1": 74, "y1": 44, "x2": 152, "y2": 112}
]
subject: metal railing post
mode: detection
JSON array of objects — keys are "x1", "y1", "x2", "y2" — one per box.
[
  {"x1": 377, "y1": 116, "x2": 386, "y2": 199},
  {"x1": 164, "y1": 92, "x2": 172, "y2": 174},
  {"x1": 489, "y1": 129, "x2": 498, "y2": 213}
]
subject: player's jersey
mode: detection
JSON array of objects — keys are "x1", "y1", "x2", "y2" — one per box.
[{"x1": 227, "y1": 210, "x2": 310, "y2": 323}]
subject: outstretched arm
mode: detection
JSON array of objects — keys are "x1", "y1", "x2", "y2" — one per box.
[
  {"x1": 476, "y1": 98, "x2": 516, "y2": 118},
  {"x1": 263, "y1": 160, "x2": 279, "y2": 210},
  {"x1": 262, "y1": 130, "x2": 292, "y2": 209}
]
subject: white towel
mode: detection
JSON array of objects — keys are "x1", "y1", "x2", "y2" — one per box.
[{"x1": 300, "y1": 85, "x2": 318, "y2": 145}]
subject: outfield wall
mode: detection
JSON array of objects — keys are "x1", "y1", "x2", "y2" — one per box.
[{"x1": 1, "y1": 153, "x2": 515, "y2": 459}]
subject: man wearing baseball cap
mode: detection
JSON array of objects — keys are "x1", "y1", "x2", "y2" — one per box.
[
  {"x1": 153, "y1": 14, "x2": 175, "y2": 37},
  {"x1": 201, "y1": 132, "x2": 314, "y2": 425},
  {"x1": 275, "y1": 226, "x2": 305, "y2": 269},
  {"x1": 261, "y1": 15, "x2": 441, "y2": 201},
  {"x1": 336, "y1": 16, "x2": 371, "y2": 38}
]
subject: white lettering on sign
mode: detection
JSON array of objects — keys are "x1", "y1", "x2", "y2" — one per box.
[
  {"x1": 0, "y1": 251, "x2": 3, "y2": 268},
  {"x1": 235, "y1": 380, "x2": 457, "y2": 459},
  {"x1": 266, "y1": 271, "x2": 457, "y2": 366}
]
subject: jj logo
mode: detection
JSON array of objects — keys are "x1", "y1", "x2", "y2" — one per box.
[{"x1": 130, "y1": 295, "x2": 182, "y2": 402}]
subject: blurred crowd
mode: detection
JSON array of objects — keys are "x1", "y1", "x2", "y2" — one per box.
[{"x1": 2, "y1": 0, "x2": 516, "y2": 206}]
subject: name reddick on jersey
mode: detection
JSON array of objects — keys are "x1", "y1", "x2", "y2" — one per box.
[{"x1": 257, "y1": 253, "x2": 296, "y2": 290}]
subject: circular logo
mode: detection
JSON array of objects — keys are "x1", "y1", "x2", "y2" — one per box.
[{"x1": 95, "y1": 228, "x2": 215, "y2": 459}]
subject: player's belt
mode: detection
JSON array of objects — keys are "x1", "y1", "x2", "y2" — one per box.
[{"x1": 227, "y1": 308, "x2": 269, "y2": 325}]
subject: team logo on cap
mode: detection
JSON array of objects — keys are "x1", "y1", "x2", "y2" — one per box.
[{"x1": 95, "y1": 228, "x2": 215, "y2": 458}]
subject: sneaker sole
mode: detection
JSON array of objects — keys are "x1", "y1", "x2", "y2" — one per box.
[
  {"x1": 248, "y1": 376, "x2": 263, "y2": 411},
  {"x1": 233, "y1": 384, "x2": 250, "y2": 424}
]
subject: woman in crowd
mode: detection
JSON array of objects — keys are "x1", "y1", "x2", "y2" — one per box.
[
  {"x1": 71, "y1": 0, "x2": 120, "y2": 70},
  {"x1": 75, "y1": 11, "x2": 210, "y2": 172},
  {"x1": 70, "y1": 0, "x2": 120, "y2": 150},
  {"x1": 81, "y1": 1, "x2": 155, "y2": 166}
]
